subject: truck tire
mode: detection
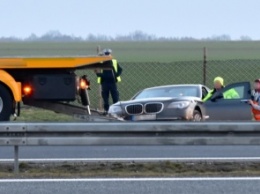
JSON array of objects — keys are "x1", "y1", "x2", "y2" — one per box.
[{"x1": 0, "y1": 84, "x2": 13, "y2": 121}]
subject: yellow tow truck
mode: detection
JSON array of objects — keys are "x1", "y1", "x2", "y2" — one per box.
[{"x1": 0, "y1": 55, "x2": 113, "y2": 121}]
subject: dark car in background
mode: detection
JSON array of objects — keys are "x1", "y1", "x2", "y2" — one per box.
[{"x1": 108, "y1": 84, "x2": 210, "y2": 121}]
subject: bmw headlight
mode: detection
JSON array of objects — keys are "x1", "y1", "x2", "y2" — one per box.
[
  {"x1": 108, "y1": 105, "x2": 123, "y2": 114},
  {"x1": 168, "y1": 101, "x2": 190, "y2": 109}
]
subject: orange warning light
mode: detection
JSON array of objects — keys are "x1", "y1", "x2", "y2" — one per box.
[
  {"x1": 80, "y1": 79, "x2": 88, "y2": 89},
  {"x1": 23, "y1": 86, "x2": 32, "y2": 95}
]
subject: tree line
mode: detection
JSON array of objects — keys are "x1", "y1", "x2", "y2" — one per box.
[{"x1": 0, "y1": 30, "x2": 253, "y2": 42}]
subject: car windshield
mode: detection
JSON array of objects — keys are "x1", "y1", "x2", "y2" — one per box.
[{"x1": 133, "y1": 86, "x2": 200, "y2": 100}]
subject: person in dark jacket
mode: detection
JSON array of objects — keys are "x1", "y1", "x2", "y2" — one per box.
[{"x1": 95, "y1": 49, "x2": 123, "y2": 114}]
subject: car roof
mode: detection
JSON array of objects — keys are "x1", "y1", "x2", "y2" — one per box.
[{"x1": 143, "y1": 84, "x2": 204, "y2": 90}]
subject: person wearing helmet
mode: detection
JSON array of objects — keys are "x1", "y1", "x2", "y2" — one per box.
[
  {"x1": 248, "y1": 79, "x2": 260, "y2": 120},
  {"x1": 95, "y1": 49, "x2": 123, "y2": 114},
  {"x1": 203, "y1": 76, "x2": 239, "y2": 101},
  {"x1": 102, "y1": 49, "x2": 112, "y2": 56}
]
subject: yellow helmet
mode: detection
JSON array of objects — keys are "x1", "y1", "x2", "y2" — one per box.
[{"x1": 214, "y1": 76, "x2": 224, "y2": 86}]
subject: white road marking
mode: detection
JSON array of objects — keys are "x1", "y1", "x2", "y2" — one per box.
[
  {"x1": 1, "y1": 177, "x2": 260, "y2": 182},
  {"x1": 1, "y1": 157, "x2": 260, "y2": 162}
]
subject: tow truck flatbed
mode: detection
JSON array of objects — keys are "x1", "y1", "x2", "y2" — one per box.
[
  {"x1": 0, "y1": 55, "x2": 115, "y2": 121},
  {"x1": 0, "y1": 56, "x2": 112, "y2": 69}
]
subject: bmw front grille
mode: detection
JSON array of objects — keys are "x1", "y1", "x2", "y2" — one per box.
[
  {"x1": 125, "y1": 104, "x2": 143, "y2": 115},
  {"x1": 144, "y1": 103, "x2": 163, "y2": 114}
]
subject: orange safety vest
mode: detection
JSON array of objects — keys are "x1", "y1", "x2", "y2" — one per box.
[{"x1": 252, "y1": 101, "x2": 260, "y2": 121}]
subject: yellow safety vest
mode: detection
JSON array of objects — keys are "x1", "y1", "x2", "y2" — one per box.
[
  {"x1": 203, "y1": 88, "x2": 240, "y2": 101},
  {"x1": 97, "y1": 59, "x2": 121, "y2": 84}
]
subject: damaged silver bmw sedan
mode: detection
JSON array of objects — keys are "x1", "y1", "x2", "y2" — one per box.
[{"x1": 108, "y1": 84, "x2": 210, "y2": 121}]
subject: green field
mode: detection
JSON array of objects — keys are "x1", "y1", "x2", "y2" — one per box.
[
  {"x1": 0, "y1": 41, "x2": 260, "y2": 62},
  {"x1": 2, "y1": 41, "x2": 259, "y2": 121}
]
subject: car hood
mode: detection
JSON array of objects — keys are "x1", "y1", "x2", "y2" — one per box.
[{"x1": 113, "y1": 96, "x2": 202, "y2": 105}]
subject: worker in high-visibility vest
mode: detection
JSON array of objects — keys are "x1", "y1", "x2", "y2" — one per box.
[
  {"x1": 248, "y1": 79, "x2": 260, "y2": 121},
  {"x1": 203, "y1": 76, "x2": 239, "y2": 101},
  {"x1": 95, "y1": 49, "x2": 123, "y2": 114}
]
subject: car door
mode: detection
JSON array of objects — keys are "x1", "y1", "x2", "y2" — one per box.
[
  {"x1": 204, "y1": 82, "x2": 252, "y2": 121},
  {"x1": 202, "y1": 86, "x2": 209, "y2": 100}
]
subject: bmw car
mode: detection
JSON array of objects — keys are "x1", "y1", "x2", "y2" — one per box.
[
  {"x1": 108, "y1": 84, "x2": 210, "y2": 121},
  {"x1": 108, "y1": 82, "x2": 253, "y2": 121}
]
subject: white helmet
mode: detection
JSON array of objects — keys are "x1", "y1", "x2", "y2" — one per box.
[{"x1": 103, "y1": 49, "x2": 112, "y2": 55}]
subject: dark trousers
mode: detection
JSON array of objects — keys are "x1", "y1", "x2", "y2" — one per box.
[{"x1": 101, "y1": 83, "x2": 119, "y2": 111}]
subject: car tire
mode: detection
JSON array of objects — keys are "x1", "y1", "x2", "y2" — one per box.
[
  {"x1": 193, "y1": 110, "x2": 202, "y2": 122},
  {"x1": 0, "y1": 84, "x2": 13, "y2": 121}
]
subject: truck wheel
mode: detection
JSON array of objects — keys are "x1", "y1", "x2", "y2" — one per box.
[
  {"x1": 193, "y1": 110, "x2": 202, "y2": 122},
  {"x1": 0, "y1": 85, "x2": 13, "y2": 121}
]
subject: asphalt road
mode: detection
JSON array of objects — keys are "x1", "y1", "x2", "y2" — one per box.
[
  {"x1": 1, "y1": 145, "x2": 260, "y2": 160},
  {"x1": 1, "y1": 178, "x2": 260, "y2": 194}
]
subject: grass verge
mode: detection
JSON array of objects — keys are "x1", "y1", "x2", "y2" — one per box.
[
  {"x1": 2, "y1": 161, "x2": 260, "y2": 178},
  {"x1": 12, "y1": 106, "x2": 77, "y2": 122}
]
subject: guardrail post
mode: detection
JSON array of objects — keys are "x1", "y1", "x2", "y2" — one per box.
[{"x1": 14, "y1": 145, "x2": 19, "y2": 175}]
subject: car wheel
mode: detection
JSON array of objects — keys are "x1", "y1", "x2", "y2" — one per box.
[{"x1": 193, "y1": 110, "x2": 202, "y2": 122}]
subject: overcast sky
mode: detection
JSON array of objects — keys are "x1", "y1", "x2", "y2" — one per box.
[{"x1": 0, "y1": 0, "x2": 259, "y2": 39}]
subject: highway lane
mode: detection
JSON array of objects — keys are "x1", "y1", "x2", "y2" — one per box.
[
  {"x1": 1, "y1": 145, "x2": 260, "y2": 160},
  {"x1": 1, "y1": 178, "x2": 260, "y2": 194}
]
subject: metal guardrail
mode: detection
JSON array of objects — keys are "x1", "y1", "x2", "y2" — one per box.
[{"x1": 1, "y1": 122, "x2": 260, "y2": 174}]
